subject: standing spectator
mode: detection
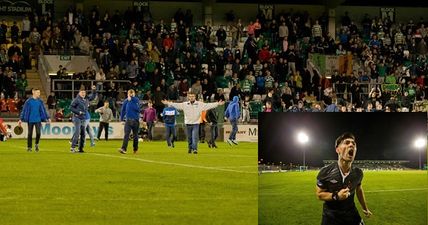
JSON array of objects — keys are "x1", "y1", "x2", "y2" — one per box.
[
  {"x1": 153, "y1": 86, "x2": 166, "y2": 120},
  {"x1": 191, "y1": 79, "x2": 202, "y2": 98},
  {"x1": 95, "y1": 68, "x2": 106, "y2": 91},
  {"x1": 199, "y1": 108, "x2": 207, "y2": 143},
  {"x1": 10, "y1": 21, "x2": 19, "y2": 43},
  {"x1": 127, "y1": 60, "x2": 139, "y2": 81},
  {"x1": 247, "y1": 21, "x2": 255, "y2": 37},
  {"x1": 119, "y1": 89, "x2": 141, "y2": 154},
  {"x1": 253, "y1": 19, "x2": 262, "y2": 38},
  {"x1": 46, "y1": 92, "x2": 57, "y2": 119},
  {"x1": 241, "y1": 95, "x2": 251, "y2": 123},
  {"x1": 312, "y1": 20, "x2": 323, "y2": 43},
  {"x1": 0, "y1": 20, "x2": 6, "y2": 44},
  {"x1": 279, "y1": 21, "x2": 289, "y2": 42},
  {"x1": 162, "y1": 92, "x2": 225, "y2": 154},
  {"x1": 8, "y1": 42, "x2": 21, "y2": 58},
  {"x1": 18, "y1": 89, "x2": 50, "y2": 152},
  {"x1": 22, "y1": 38, "x2": 31, "y2": 69},
  {"x1": 95, "y1": 101, "x2": 113, "y2": 141},
  {"x1": 206, "y1": 108, "x2": 218, "y2": 148},
  {"x1": 16, "y1": 74, "x2": 28, "y2": 98},
  {"x1": 224, "y1": 95, "x2": 240, "y2": 145},
  {"x1": 162, "y1": 105, "x2": 179, "y2": 148},
  {"x1": 142, "y1": 100, "x2": 157, "y2": 141},
  {"x1": 21, "y1": 15, "x2": 31, "y2": 39},
  {"x1": 29, "y1": 27, "x2": 41, "y2": 48},
  {"x1": 216, "y1": 26, "x2": 227, "y2": 48}
]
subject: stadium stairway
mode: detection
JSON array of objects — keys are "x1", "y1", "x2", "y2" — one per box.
[{"x1": 26, "y1": 69, "x2": 47, "y2": 103}]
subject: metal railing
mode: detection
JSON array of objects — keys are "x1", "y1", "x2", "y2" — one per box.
[
  {"x1": 38, "y1": 55, "x2": 52, "y2": 96},
  {"x1": 331, "y1": 82, "x2": 405, "y2": 104},
  {"x1": 51, "y1": 79, "x2": 131, "y2": 98}
]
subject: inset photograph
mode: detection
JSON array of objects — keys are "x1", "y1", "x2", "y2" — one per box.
[{"x1": 259, "y1": 113, "x2": 427, "y2": 225}]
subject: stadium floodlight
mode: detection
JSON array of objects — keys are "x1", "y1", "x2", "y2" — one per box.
[
  {"x1": 297, "y1": 132, "x2": 309, "y2": 144},
  {"x1": 414, "y1": 137, "x2": 427, "y2": 170},
  {"x1": 297, "y1": 131, "x2": 309, "y2": 170}
]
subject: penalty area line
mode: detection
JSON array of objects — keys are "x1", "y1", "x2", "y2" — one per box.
[{"x1": 90, "y1": 153, "x2": 256, "y2": 174}]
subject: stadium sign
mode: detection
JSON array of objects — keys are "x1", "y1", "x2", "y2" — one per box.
[
  {"x1": 0, "y1": 0, "x2": 54, "y2": 16},
  {"x1": 0, "y1": 0, "x2": 32, "y2": 14},
  {"x1": 37, "y1": 0, "x2": 54, "y2": 16},
  {"x1": 380, "y1": 8, "x2": 395, "y2": 22},
  {"x1": 223, "y1": 125, "x2": 258, "y2": 142},
  {"x1": 60, "y1": 55, "x2": 71, "y2": 61},
  {"x1": 133, "y1": 0, "x2": 149, "y2": 11},
  {"x1": 6, "y1": 122, "x2": 124, "y2": 139},
  {"x1": 258, "y1": 4, "x2": 274, "y2": 21}
]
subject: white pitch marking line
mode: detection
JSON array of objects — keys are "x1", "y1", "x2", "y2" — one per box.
[
  {"x1": 259, "y1": 188, "x2": 428, "y2": 196},
  {"x1": 201, "y1": 154, "x2": 256, "y2": 158},
  {"x1": 90, "y1": 153, "x2": 256, "y2": 174},
  {"x1": 217, "y1": 166, "x2": 256, "y2": 169},
  {"x1": 365, "y1": 188, "x2": 428, "y2": 193},
  {"x1": 0, "y1": 196, "x2": 257, "y2": 201}
]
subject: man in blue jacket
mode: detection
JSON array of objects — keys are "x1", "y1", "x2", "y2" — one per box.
[
  {"x1": 19, "y1": 88, "x2": 50, "y2": 152},
  {"x1": 224, "y1": 95, "x2": 240, "y2": 145},
  {"x1": 161, "y1": 106, "x2": 179, "y2": 148},
  {"x1": 70, "y1": 86, "x2": 97, "y2": 153},
  {"x1": 70, "y1": 111, "x2": 96, "y2": 147},
  {"x1": 119, "y1": 89, "x2": 141, "y2": 154}
]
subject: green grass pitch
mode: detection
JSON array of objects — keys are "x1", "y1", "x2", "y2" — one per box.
[
  {"x1": 0, "y1": 139, "x2": 257, "y2": 225},
  {"x1": 259, "y1": 170, "x2": 427, "y2": 225}
]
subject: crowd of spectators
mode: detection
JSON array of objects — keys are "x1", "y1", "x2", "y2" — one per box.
[{"x1": 2, "y1": 5, "x2": 428, "y2": 118}]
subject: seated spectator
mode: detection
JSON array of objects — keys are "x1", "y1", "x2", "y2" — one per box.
[{"x1": 55, "y1": 108, "x2": 64, "y2": 122}]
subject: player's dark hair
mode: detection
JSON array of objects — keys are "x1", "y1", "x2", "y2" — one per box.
[{"x1": 335, "y1": 132, "x2": 355, "y2": 148}]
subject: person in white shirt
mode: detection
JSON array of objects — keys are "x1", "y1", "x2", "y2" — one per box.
[{"x1": 162, "y1": 92, "x2": 224, "y2": 154}]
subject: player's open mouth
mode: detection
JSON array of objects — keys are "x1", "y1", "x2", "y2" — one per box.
[{"x1": 348, "y1": 149, "x2": 354, "y2": 157}]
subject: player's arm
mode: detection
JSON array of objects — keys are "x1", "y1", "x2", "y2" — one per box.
[
  {"x1": 356, "y1": 184, "x2": 372, "y2": 217},
  {"x1": 316, "y1": 186, "x2": 350, "y2": 201},
  {"x1": 316, "y1": 186, "x2": 334, "y2": 201}
]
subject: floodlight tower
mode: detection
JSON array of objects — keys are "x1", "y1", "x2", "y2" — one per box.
[
  {"x1": 297, "y1": 132, "x2": 309, "y2": 169},
  {"x1": 414, "y1": 137, "x2": 427, "y2": 170}
]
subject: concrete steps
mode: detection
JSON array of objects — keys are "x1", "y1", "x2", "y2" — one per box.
[{"x1": 26, "y1": 69, "x2": 47, "y2": 103}]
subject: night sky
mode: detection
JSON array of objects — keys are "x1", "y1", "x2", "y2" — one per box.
[{"x1": 259, "y1": 113, "x2": 427, "y2": 168}]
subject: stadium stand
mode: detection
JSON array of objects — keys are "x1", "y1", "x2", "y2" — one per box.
[{"x1": 2, "y1": 2, "x2": 428, "y2": 122}]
